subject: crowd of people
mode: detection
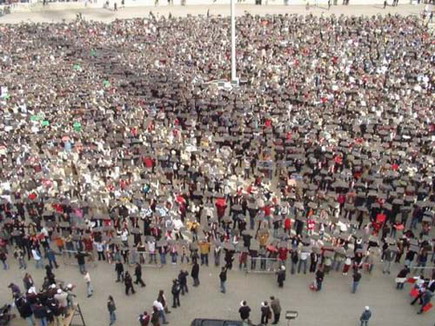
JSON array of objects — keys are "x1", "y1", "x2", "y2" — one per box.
[{"x1": 0, "y1": 10, "x2": 434, "y2": 325}]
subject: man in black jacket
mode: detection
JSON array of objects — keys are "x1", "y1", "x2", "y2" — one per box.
[
  {"x1": 316, "y1": 268, "x2": 325, "y2": 291},
  {"x1": 171, "y1": 279, "x2": 181, "y2": 308},
  {"x1": 115, "y1": 261, "x2": 124, "y2": 283},
  {"x1": 178, "y1": 270, "x2": 189, "y2": 295},
  {"x1": 15, "y1": 296, "x2": 35, "y2": 326},
  {"x1": 124, "y1": 271, "x2": 136, "y2": 295},
  {"x1": 191, "y1": 261, "x2": 200, "y2": 287},
  {"x1": 134, "y1": 263, "x2": 146, "y2": 287}
]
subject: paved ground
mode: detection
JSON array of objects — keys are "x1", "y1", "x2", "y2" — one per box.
[
  {"x1": 0, "y1": 4, "x2": 429, "y2": 24},
  {"x1": 1, "y1": 254, "x2": 433, "y2": 326}
]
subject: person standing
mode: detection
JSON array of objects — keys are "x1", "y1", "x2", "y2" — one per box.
[
  {"x1": 178, "y1": 270, "x2": 188, "y2": 295},
  {"x1": 270, "y1": 296, "x2": 281, "y2": 325},
  {"x1": 115, "y1": 261, "x2": 124, "y2": 282},
  {"x1": 0, "y1": 250, "x2": 9, "y2": 270},
  {"x1": 395, "y1": 266, "x2": 410, "y2": 289},
  {"x1": 46, "y1": 248, "x2": 59, "y2": 269},
  {"x1": 276, "y1": 265, "x2": 286, "y2": 288},
  {"x1": 359, "y1": 306, "x2": 372, "y2": 326},
  {"x1": 239, "y1": 301, "x2": 251, "y2": 322},
  {"x1": 316, "y1": 268, "x2": 325, "y2": 292},
  {"x1": 84, "y1": 271, "x2": 93, "y2": 298},
  {"x1": 124, "y1": 271, "x2": 136, "y2": 295},
  {"x1": 191, "y1": 261, "x2": 200, "y2": 287},
  {"x1": 107, "y1": 296, "x2": 116, "y2": 325},
  {"x1": 199, "y1": 239, "x2": 211, "y2": 266},
  {"x1": 171, "y1": 280, "x2": 181, "y2": 308},
  {"x1": 75, "y1": 251, "x2": 88, "y2": 274},
  {"x1": 352, "y1": 270, "x2": 362, "y2": 293},
  {"x1": 219, "y1": 267, "x2": 228, "y2": 293},
  {"x1": 32, "y1": 247, "x2": 44, "y2": 269},
  {"x1": 260, "y1": 301, "x2": 271, "y2": 325},
  {"x1": 134, "y1": 263, "x2": 146, "y2": 287},
  {"x1": 23, "y1": 273, "x2": 34, "y2": 291},
  {"x1": 14, "y1": 246, "x2": 27, "y2": 269}
]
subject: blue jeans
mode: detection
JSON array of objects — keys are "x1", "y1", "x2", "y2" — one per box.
[
  {"x1": 38, "y1": 317, "x2": 48, "y2": 326},
  {"x1": 109, "y1": 311, "x2": 116, "y2": 325},
  {"x1": 35, "y1": 259, "x2": 44, "y2": 269},
  {"x1": 160, "y1": 253, "x2": 166, "y2": 265},
  {"x1": 298, "y1": 260, "x2": 307, "y2": 274},
  {"x1": 159, "y1": 310, "x2": 167, "y2": 323},
  {"x1": 220, "y1": 281, "x2": 226, "y2": 293},
  {"x1": 352, "y1": 281, "x2": 359, "y2": 293},
  {"x1": 2, "y1": 261, "x2": 8, "y2": 270},
  {"x1": 79, "y1": 264, "x2": 86, "y2": 274},
  {"x1": 200, "y1": 254, "x2": 209, "y2": 266},
  {"x1": 87, "y1": 282, "x2": 93, "y2": 296},
  {"x1": 19, "y1": 258, "x2": 27, "y2": 269},
  {"x1": 25, "y1": 316, "x2": 35, "y2": 326}
]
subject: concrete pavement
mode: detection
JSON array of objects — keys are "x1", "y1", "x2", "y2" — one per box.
[{"x1": 1, "y1": 255, "x2": 433, "y2": 326}]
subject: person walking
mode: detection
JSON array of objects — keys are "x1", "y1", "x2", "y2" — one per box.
[
  {"x1": 352, "y1": 270, "x2": 362, "y2": 293},
  {"x1": 191, "y1": 261, "x2": 200, "y2": 287},
  {"x1": 150, "y1": 306, "x2": 160, "y2": 326},
  {"x1": 107, "y1": 295, "x2": 116, "y2": 325},
  {"x1": 316, "y1": 268, "x2": 325, "y2": 292},
  {"x1": 276, "y1": 265, "x2": 286, "y2": 288},
  {"x1": 134, "y1": 263, "x2": 146, "y2": 287},
  {"x1": 115, "y1": 261, "x2": 124, "y2": 282},
  {"x1": 359, "y1": 306, "x2": 372, "y2": 326},
  {"x1": 124, "y1": 271, "x2": 136, "y2": 295},
  {"x1": 84, "y1": 271, "x2": 93, "y2": 298},
  {"x1": 219, "y1": 267, "x2": 228, "y2": 293},
  {"x1": 178, "y1": 270, "x2": 188, "y2": 295},
  {"x1": 153, "y1": 299, "x2": 168, "y2": 324},
  {"x1": 171, "y1": 279, "x2": 181, "y2": 308},
  {"x1": 270, "y1": 296, "x2": 281, "y2": 325},
  {"x1": 260, "y1": 301, "x2": 272, "y2": 325},
  {"x1": 239, "y1": 301, "x2": 251, "y2": 322}
]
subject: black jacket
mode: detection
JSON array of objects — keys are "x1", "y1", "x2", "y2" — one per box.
[
  {"x1": 135, "y1": 265, "x2": 142, "y2": 277},
  {"x1": 15, "y1": 298, "x2": 33, "y2": 318},
  {"x1": 191, "y1": 263, "x2": 199, "y2": 278},
  {"x1": 219, "y1": 269, "x2": 227, "y2": 282},
  {"x1": 178, "y1": 271, "x2": 188, "y2": 285}
]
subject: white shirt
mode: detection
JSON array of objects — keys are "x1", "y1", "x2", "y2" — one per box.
[{"x1": 153, "y1": 300, "x2": 164, "y2": 311}]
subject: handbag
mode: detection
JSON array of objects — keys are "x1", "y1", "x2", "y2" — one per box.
[
  {"x1": 409, "y1": 288, "x2": 419, "y2": 298},
  {"x1": 422, "y1": 303, "x2": 433, "y2": 312}
]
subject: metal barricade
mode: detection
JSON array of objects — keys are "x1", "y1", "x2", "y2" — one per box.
[
  {"x1": 246, "y1": 257, "x2": 282, "y2": 274},
  {"x1": 131, "y1": 251, "x2": 162, "y2": 269}
]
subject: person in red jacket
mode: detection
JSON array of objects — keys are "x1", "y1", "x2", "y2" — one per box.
[{"x1": 284, "y1": 217, "x2": 292, "y2": 235}]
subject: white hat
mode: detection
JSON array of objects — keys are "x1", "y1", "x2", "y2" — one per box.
[
  {"x1": 57, "y1": 289, "x2": 62, "y2": 294},
  {"x1": 365, "y1": 306, "x2": 370, "y2": 310},
  {"x1": 281, "y1": 265, "x2": 286, "y2": 271}
]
